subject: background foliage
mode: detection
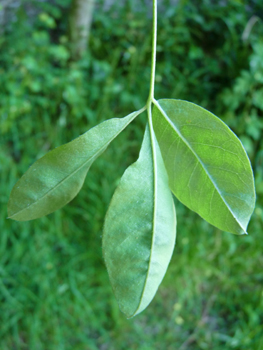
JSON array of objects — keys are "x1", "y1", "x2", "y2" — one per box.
[{"x1": 1, "y1": 0, "x2": 263, "y2": 349}]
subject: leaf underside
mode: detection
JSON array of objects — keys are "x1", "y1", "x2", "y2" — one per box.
[
  {"x1": 103, "y1": 124, "x2": 176, "y2": 318},
  {"x1": 153, "y1": 99, "x2": 255, "y2": 235},
  {"x1": 8, "y1": 110, "x2": 141, "y2": 221}
]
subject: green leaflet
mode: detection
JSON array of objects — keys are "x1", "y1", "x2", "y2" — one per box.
[
  {"x1": 152, "y1": 99, "x2": 255, "y2": 235},
  {"x1": 103, "y1": 123, "x2": 176, "y2": 318},
  {"x1": 8, "y1": 109, "x2": 144, "y2": 221}
]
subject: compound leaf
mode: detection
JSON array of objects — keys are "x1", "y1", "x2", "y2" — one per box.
[
  {"x1": 8, "y1": 110, "x2": 143, "y2": 221},
  {"x1": 103, "y1": 123, "x2": 176, "y2": 318},
  {"x1": 153, "y1": 99, "x2": 255, "y2": 235}
]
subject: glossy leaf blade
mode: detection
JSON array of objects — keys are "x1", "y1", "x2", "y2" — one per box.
[
  {"x1": 103, "y1": 124, "x2": 176, "y2": 318},
  {"x1": 8, "y1": 110, "x2": 142, "y2": 221},
  {"x1": 153, "y1": 99, "x2": 255, "y2": 235}
]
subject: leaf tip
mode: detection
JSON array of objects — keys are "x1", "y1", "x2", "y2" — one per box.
[
  {"x1": 7, "y1": 206, "x2": 16, "y2": 221},
  {"x1": 125, "y1": 309, "x2": 140, "y2": 319}
]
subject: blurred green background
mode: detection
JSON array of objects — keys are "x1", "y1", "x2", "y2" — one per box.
[{"x1": 1, "y1": 0, "x2": 263, "y2": 349}]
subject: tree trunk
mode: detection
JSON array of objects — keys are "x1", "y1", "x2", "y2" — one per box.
[{"x1": 69, "y1": 0, "x2": 95, "y2": 59}]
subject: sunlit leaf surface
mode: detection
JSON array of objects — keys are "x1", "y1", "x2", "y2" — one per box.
[{"x1": 153, "y1": 99, "x2": 255, "y2": 235}]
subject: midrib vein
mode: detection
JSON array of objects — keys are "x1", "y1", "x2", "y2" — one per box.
[{"x1": 134, "y1": 122, "x2": 158, "y2": 315}]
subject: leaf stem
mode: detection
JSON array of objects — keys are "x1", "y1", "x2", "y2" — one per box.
[{"x1": 147, "y1": 0, "x2": 157, "y2": 107}]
